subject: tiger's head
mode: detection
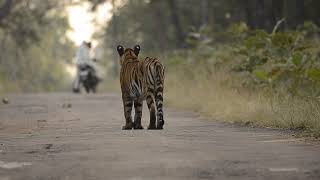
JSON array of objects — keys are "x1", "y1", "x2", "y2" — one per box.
[{"x1": 117, "y1": 45, "x2": 140, "y2": 65}]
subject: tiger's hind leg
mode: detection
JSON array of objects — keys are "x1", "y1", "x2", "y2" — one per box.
[
  {"x1": 122, "y1": 98, "x2": 134, "y2": 130},
  {"x1": 133, "y1": 100, "x2": 144, "y2": 129},
  {"x1": 146, "y1": 94, "x2": 156, "y2": 130}
]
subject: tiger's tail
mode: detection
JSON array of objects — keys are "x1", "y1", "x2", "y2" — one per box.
[{"x1": 154, "y1": 62, "x2": 165, "y2": 129}]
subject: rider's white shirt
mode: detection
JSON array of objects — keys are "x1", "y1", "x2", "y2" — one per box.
[{"x1": 75, "y1": 43, "x2": 92, "y2": 66}]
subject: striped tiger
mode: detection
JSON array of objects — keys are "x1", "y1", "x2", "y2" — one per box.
[{"x1": 117, "y1": 45, "x2": 165, "y2": 130}]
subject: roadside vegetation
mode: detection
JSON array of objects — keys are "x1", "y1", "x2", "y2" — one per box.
[
  {"x1": 98, "y1": 0, "x2": 320, "y2": 138},
  {"x1": 0, "y1": 0, "x2": 74, "y2": 93},
  {"x1": 164, "y1": 22, "x2": 320, "y2": 138}
]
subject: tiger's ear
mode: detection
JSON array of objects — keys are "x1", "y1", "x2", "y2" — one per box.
[
  {"x1": 133, "y1": 45, "x2": 140, "y2": 56},
  {"x1": 117, "y1": 45, "x2": 124, "y2": 56}
]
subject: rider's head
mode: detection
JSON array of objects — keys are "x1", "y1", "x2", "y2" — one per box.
[{"x1": 83, "y1": 41, "x2": 92, "y2": 49}]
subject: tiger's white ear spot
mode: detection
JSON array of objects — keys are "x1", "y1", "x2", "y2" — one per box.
[
  {"x1": 133, "y1": 45, "x2": 140, "y2": 56},
  {"x1": 134, "y1": 45, "x2": 140, "y2": 49},
  {"x1": 117, "y1": 45, "x2": 125, "y2": 56}
]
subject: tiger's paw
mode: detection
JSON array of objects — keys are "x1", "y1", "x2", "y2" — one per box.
[
  {"x1": 157, "y1": 120, "x2": 164, "y2": 130},
  {"x1": 133, "y1": 124, "x2": 144, "y2": 130},
  {"x1": 147, "y1": 125, "x2": 157, "y2": 130},
  {"x1": 122, "y1": 123, "x2": 133, "y2": 130}
]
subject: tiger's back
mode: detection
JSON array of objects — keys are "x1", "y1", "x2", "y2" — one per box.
[{"x1": 120, "y1": 57, "x2": 164, "y2": 100}]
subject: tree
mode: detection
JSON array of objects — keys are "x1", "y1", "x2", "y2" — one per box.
[
  {"x1": 166, "y1": 0, "x2": 185, "y2": 48},
  {"x1": 0, "y1": 0, "x2": 75, "y2": 92},
  {"x1": 0, "y1": 0, "x2": 13, "y2": 24},
  {"x1": 90, "y1": 0, "x2": 320, "y2": 55}
]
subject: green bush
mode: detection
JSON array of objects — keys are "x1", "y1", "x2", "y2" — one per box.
[
  {"x1": 232, "y1": 21, "x2": 320, "y2": 97},
  {"x1": 163, "y1": 21, "x2": 320, "y2": 137}
]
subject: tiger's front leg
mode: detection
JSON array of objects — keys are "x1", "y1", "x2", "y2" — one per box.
[
  {"x1": 122, "y1": 98, "x2": 134, "y2": 130},
  {"x1": 133, "y1": 100, "x2": 144, "y2": 129}
]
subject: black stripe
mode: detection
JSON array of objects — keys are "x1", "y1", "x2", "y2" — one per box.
[
  {"x1": 147, "y1": 73, "x2": 154, "y2": 86},
  {"x1": 147, "y1": 66, "x2": 154, "y2": 85},
  {"x1": 156, "y1": 95, "x2": 163, "y2": 101},
  {"x1": 134, "y1": 102, "x2": 142, "y2": 107},
  {"x1": 157, "y1": 103, "x2": 163, "y2": 109},
  {"x1": 125, "y1": 102, "x2": 133, "y2": 107},
  {"x1": 155, "y1": 87, "x2": 163, "y2": 92}
]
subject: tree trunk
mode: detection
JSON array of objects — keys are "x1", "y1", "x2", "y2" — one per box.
[
  {"x1": 270, "y1": 0, "x2": 284, "y2": 30},
  {"x1": 201, "y1": 0, "x2": 209, "y2": 26},
  {"x1": 294, "y1": 0, "x2": 305, "y2": 26},
  {"x1": 166, "y1": 0, "x2": 184, "y2": 48},
  {"x1": 150, "y1": 0, "x2": 167, "y2": 52},
  {"x1": 111, "y1": 0, "x2": 119, "y2": 76},
  {"x1": 283, "y1": 0, "x2": 304, "y2": 28},
  {"x1": 0, "y1": 0, "x2": 13, "y2": 24},
  {"x1": 243, "y1": 0, "x2": 255, "y2": 29},
  {"x1": 271, "y1": 0, "x2": 284, "y2": 23},
  {"x1": 254, "y1": 0, "x2": 266, "y2": 29}
]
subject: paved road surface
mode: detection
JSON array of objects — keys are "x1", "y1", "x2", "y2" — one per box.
[{"x1": 0, "y1": 93, "x2": 319, "y2": 180}]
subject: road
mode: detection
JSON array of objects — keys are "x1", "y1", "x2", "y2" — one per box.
[{"x1": 0, "y1": 93, "x2": 319, "y2": 180}]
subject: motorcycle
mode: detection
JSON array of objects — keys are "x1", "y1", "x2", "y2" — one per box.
[{"x1": 73, "y1": 64, "x2": 100, "y2": 94}]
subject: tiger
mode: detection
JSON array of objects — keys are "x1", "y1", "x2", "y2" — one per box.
[{"x1": 116, "y1": 45, "x2": 165, "y2": 130}]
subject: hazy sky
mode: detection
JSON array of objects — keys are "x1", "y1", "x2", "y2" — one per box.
[{"x1": 66, "y1": 1, "x2": 112, "y2": 46}]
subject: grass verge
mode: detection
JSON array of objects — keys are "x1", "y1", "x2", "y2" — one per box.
[{"x1": 164, "y1": 59, "x2": 320, "y2": 138}]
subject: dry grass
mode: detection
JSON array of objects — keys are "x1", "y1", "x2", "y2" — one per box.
[
  {"x1": 100, "y1": 59, "x2": 320, "y2": 138},
  {"x1": 164, "y1": 65, "x2": 320, "y2": 138}
]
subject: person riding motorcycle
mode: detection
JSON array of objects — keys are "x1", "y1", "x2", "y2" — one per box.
[{"x1": 73, "y1": 41, "x2": 99, "y2": 93}]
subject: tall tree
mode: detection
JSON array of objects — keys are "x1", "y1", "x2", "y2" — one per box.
[
  {"x1": 111, "y1": 0, "x2": 118, "y2": 76},
  {"x1": 0, "y1": 0, "x2": 75, "y2": 92},
  {"x1": 271, "y1": 0, "x2": 284, "y2": 25},
  {"x1": 0, "y1": 0, "x2": 13, "y2": 24},
  {"x1": 294, "y1": 0, "x2": 305, "y2": 26},
  {"x1": 201, "y1": 0, "x2": 209, "y2": 26},
  {"x1": 166, "y1": 0, "x2": 185, "y2": 48}
]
